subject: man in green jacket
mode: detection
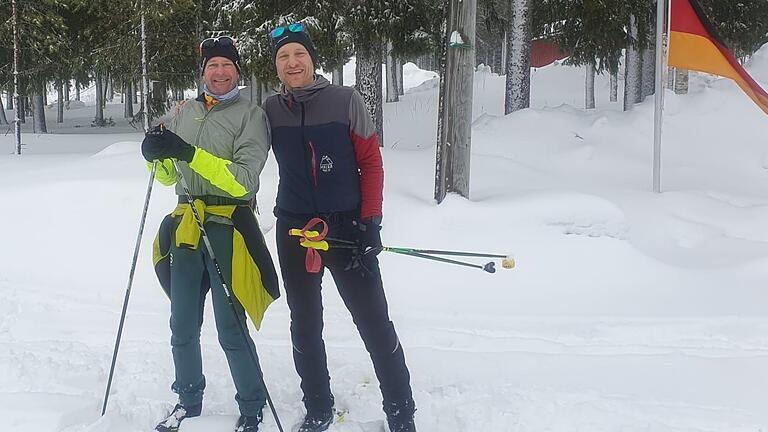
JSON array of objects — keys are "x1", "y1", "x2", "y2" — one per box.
[{"x1": 141, "y1": 36, "x2": 278, "y2": 432}]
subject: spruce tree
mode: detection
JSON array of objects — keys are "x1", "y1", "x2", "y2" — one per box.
[
  {"x1": 544, "y1": 0, "x2": 627, "y2": 108},
  {"x1": 1, "y1": 0, "x2": 69, "y2": 132},
  {"x1": 697, "y1": 0, "x2": 768, "y2": 60}
]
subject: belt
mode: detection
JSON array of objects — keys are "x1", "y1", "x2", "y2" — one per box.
[
  {"x1": 274, "y1": 207, "x2": 359, "y2": 225},
  {"x1": 178, "y1": 195, "x2": 250, "y2": 206}
]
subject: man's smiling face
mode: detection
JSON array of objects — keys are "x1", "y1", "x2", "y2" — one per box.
[
  {"x1": 275, "y1": 42, "x2": 314, "y2": 89},
  {"x1": 203, "y1": 56, "x2": 239, "y2": 95}
]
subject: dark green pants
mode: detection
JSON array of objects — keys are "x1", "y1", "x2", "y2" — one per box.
[{"x1": 169, "y1": 222, "x2": 266, "y2": 417}]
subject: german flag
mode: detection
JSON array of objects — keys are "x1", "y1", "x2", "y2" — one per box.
[{"x1": 668, "y1": 0, "x2": 768, "y2": 114}]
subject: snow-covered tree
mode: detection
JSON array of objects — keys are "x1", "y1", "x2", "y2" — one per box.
[
  {"x1": 623, "y1": 13, "x2": 641, "y2": 111},
  {"x1": 0, "y1": 0, "x2": 69, "y2": 133},
  {"x1": 213, "y1": 0, "x2": 305, "y2": 90},
  {"x1": 505, "y1": 0, "x2": 532, "y2": 114},
  {"x1": 543, "y1": 0, "x2": 627, "y2": 108},
  {"x1": 346, "y1": 2, "x2": 391, "y2": 144},
  {"x1": 697, "y1": 0, "x2": 768, "y2": 60},
  {"x1": 308, "y1": 0, "x2": 353, "y2": 83},
  {"x1": 476, "y1": 0, "x2": 506, "y2": 73}
]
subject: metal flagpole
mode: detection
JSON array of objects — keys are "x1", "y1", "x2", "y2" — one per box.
[{"x1": 652, "y1": 0, "x2": 668, "y2": 193}]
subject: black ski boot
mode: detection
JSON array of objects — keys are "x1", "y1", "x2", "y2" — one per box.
[
  {"x1": 297, "y1": 407, "x2": 334, "y2": 432},
  {"x1": 235, "y1": 413, "x2": 262, "y2": 432},
  {"x1": 385, "y1": 399, "x2": 416, "y2": 432},
  {"x1": 154, "y1": 403, "x2": 202, "y2": 432}
]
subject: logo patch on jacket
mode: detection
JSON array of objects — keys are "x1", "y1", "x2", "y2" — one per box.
[{"x1": 320, "y1": 155, "x2": 334, "y2": 173}]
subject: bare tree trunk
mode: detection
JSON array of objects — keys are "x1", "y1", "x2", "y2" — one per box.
[
  {"x1": 501, "y1": 34, "x2": 508, "y2": 74},
  {"x1": 396, "y1": 57, "x2": 404, "y2": 95},
  {"x1": 255, "y1": 82, "x2": 263, "y2": 106},
  {"x1": 56, "y1": 80, "x2": 64, "y2": 123},
  {"x1": 12, "y1": 0, "x2": 22, "y2": 153},
  {"x1": 436, "y1": 0, "x2": 476, "y2": 201},
  {"x1": 355, "y1": 44, "x2": 384, "y2": 146},
  {"x1": 95, "y1": 73, "x2": 105, "y2": 123},
  {"x1": 249, "y1": 74, "x2": 255, "y2": 102},
  {"x1": 667, "y1": 67, "x2": 675, "y2": 89},
  {"x1": 0, "y1": 96, "x2": 7, "y2": 125},
  {"x1": 494, "y1": 43, "x2": 504, "y2": 74},
  {"x1": 250, "y1": 74, "x2": 263, "y2": 106},
  {"x1": 674, "y1": 68, "x2": 689, "y2": 94},
  {"x1": 434, "y1": 11, "x2": 449, "y2": 202},
  {"x1": 610, "y1": 69, "x2": 618, "y2": 102},
  {"x1": 385, "y1": 41, "x2": 399, "y2": 103},
  {"x1": 505, "y1": 0, "x2": 532, "y2": 114},
  {"x1": 585, "y1": 61, "x2": 596, "y2": 109},
  {"x1": 32, "y1": 93, "x2": 47, "y2": 133},
  {"x1": 124, "y1": 81, "x2": 134, "y2": 118},
  {"x1": 75, "y1": 83, "x2": 81, "y2": 101},
  {"x1": 106, "y1": 77, "x2": 114, "y2": 102},
  {"x1": 641, "y1": 46, "x2": 656, "y2": 100},
  {"x1": 624, "y1": 14, "x2": 641, "y2": 111},
  {"x1": 64, "y1": 80, "x2": 70, "y2": 108},
  {"x1": 635, "y1": 48, "x2": 644, "y2": 102},
  {"x1": 332, "y1": 67, "x2": 344, "y2": 86},
  {"x1": 139, "y1": 87, "x2": 145, "y2": 116},
  {"x1": 102, "y1": 74, "x2": 109, "y2": 108},
  {"x1": 141, "y1": 6, "x2": 150, "y2": 131},
  {"x1": 30, "y1": 97, "x2": 35, "y2": 133}
]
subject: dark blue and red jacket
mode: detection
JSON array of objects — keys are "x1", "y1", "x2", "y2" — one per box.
[{"x1": 264, "y1": 76, "x2": 383, "y2": 220}]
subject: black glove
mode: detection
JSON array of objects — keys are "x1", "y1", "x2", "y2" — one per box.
[
  {"x1": 357, "y1": 216, "x2": 383, "y2": 257},
  {"x1": 141, "y1": 125, "x2": 196, "y2": 163},
  {"x1": 344, "y1": 216, "x2": 383, "y2": 274}
]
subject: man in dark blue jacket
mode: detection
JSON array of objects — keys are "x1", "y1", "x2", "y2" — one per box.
[{"x1": 263, "y1": 24, "x2": 416, "y2": 432}]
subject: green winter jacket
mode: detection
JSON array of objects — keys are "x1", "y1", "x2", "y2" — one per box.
[{"x1": 157, "y1": 91, "x2": 271, "y2": 200}]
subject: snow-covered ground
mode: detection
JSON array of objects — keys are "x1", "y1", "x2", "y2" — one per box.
[{"x1": 2, "y1": 48, "x2": 768, "y2": 432}]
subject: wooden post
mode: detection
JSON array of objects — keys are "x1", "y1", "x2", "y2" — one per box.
[{"x1": 435, "y1": 0, "x2": 476, "y2": 202}]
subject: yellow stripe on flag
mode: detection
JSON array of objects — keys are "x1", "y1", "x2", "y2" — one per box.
[{"x1": 669, "y1": 31, "x2": 768, "y2": 115}]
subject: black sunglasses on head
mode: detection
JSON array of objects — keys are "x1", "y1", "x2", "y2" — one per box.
[{"x1": 199, "y1": 36, "x2": 236, "y2": 51}]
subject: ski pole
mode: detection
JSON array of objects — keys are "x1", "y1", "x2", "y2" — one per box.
[
  {"x1": 102, "y1": 162, "x2": 157, "y2": 416},
  {"x1": 386, "y1": 247, "x2": 506, "y2": 259},
  {"x1": 384, "y1": 248, "x2": 498, "y2": 273},
  {"x1": 173, "y1": 162, "x2": 285, "y2": 432},
  {"x1": 385, "y1": 247, "x2": 515, "y2": 269},
  {"x1": 322, "y1": 241, "x2": 498, "y2": 273},
  {"x1": 325, "y1": 241, "x2": 515, "y2": 269}
]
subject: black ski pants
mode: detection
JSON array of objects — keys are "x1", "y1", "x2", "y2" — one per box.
[{"x1": 275, "y1": 214, "x2": 414, "y2": 415}]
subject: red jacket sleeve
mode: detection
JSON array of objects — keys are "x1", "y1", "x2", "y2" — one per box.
[{"x1": 348, "y1": 90, "x2": 384, "y2": 219}]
